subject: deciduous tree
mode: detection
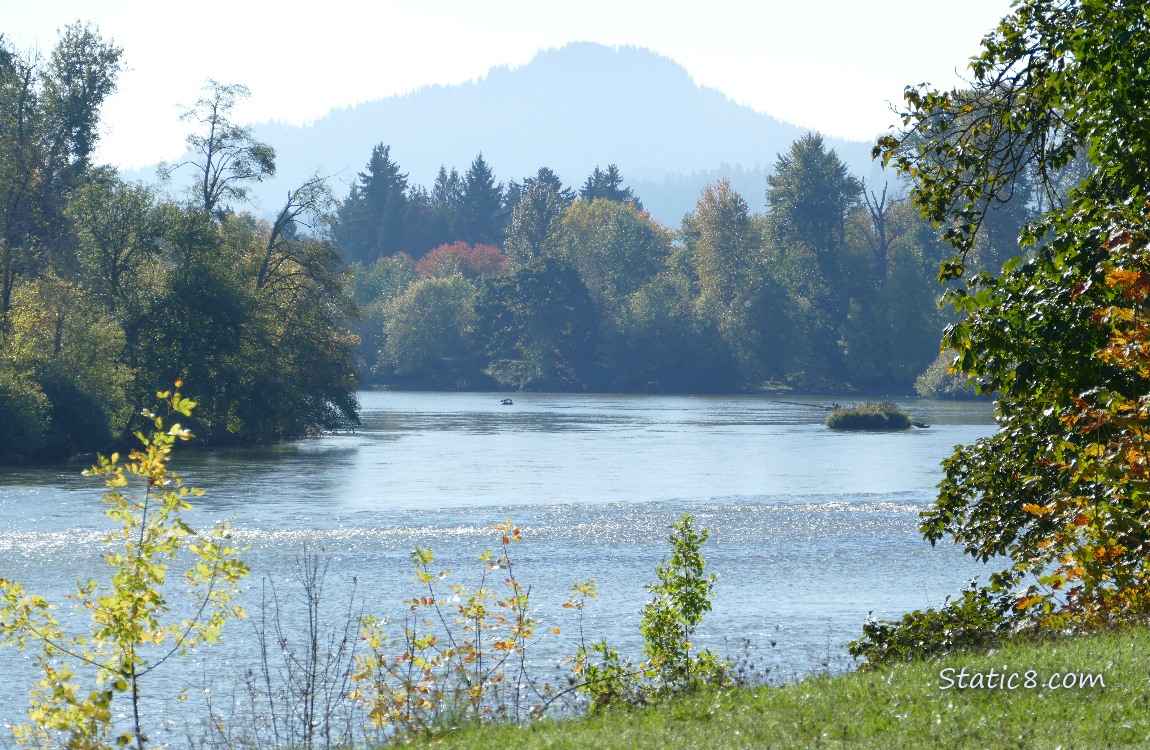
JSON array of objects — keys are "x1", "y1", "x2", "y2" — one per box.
[
  {"x1": 0, "y1": 25, "x2": 121, "y2": 324},
  {"x1": 856, "y1": 0, "x2": 1150, "y2": 654},
  {"x1": 170, "y1": 80, "x2": 275, "y2": 215}
]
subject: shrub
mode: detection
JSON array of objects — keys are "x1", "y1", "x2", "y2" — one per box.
[
  {"x1": 350, "y1": 521, "x2": 556, "y2": 740},
  {"x1": 0, "y1": 384, "x2": 248, "y2": 749},
  {"x1": 573, "y1": 513, "x2": 730, "y2": 711},
  {"x1": 848, "y1": 580, "x2": 1019, "y2": 666},
  {"x1": 825, "y1": 401, "x2": 913, "y2": 430}
]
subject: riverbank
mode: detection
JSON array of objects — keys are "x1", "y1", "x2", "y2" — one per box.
[{"x1": 409, "y1": 626, "x2": 1150, "y2": 749}]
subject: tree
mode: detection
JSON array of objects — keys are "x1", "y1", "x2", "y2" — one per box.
[
  {"x1": 139, "y1": 191, "x2": 358, "y2": 445},
  {"x1": 5, "y1": 271, "x2": 133, "y2": 457},
  {"x1": 347, "y1": 254, "x2": 418, "y2": 383},
  {"x1": 69, "y1": 178, "x2": 163, "y2": 315},
  {"x1": 477, "y1": 257, "x2": 596, "y2": 389},
  {"x1": 415, "y1": 242, "x2": 506, "y2": 279},
  {"x1": 333, "y1": 143, "x2": 409, "y2": 263},
  {"x1": 562, "y1": 198, "x2": 671, "y2": 311},
  {"x1": 526, "y1": 167, "x2": 576, "y2": 208},
  {"x1": 580, "y1": 164, "x2": 642, "y2": 209},
  {"x1": 0, "y1": 24, "x2": 122, "y2": 325},
  {"x1": 855, "y1": 0, "x2": 1150, "y2": 654},
  {"x1": 764, "y1": 136, "x2": 868, "y2": 386},
  {"x1": 505, "y1": 166, "x2": 574, "y2": 216},
  {"x1": 682, "y1": 180, "x2": 793, "y2": 384},
  {"x1": 460, "y1": 153, "x2": 504, "y2": 245},
  {"x1": 505, "y1": 179, "x2": 566, "y2": 264},
  {"x1": 857, "y1": 183, "x2": 905, "y2": 282},
  {"x1": 767, "y1": 133, "x2": 862, "y2": 272},
  {"x1": 405, "y1": 166, "x2": 466, "y2": 252},
  {"x1": 684, "y1": 180, "x2": 757, "y2": 306},
  {"x1": 614, "y1": 272, "x2": 741, "y2": 392},
  {"x1": 170, "y1": 80, "x2": 275, "y2": 215},
  {"x1": 837, "y1": 190, "x2": 952, "y2": 390},
  {"x1": 383, "y1": 275, "x2": 479, "y2": 384}
]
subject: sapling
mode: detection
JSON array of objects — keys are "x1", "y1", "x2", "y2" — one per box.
[{"x1": 0, "y1": 384, "x2": 248, "y2": 749}]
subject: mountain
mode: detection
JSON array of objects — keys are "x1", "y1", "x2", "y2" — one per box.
[{"x1": 150, "y1": 43, "x2": 883, "y2": 227}]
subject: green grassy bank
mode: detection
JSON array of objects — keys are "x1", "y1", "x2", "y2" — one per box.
[{"x1": 411, "y1": 627, "x2": 1150, "y2": 749}]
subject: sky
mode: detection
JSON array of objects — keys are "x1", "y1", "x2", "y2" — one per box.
[{"x1": 7, "y1": 0, "x2": 1019, "y2": 170}]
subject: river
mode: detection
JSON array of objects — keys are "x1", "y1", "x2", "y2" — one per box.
[{"x1": 0, "y1": 391, "x2": 996, "y2": 742}]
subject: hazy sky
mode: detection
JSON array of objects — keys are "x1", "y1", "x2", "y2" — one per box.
[{"x1": 8, "y1": 0, "x2": 1018, "y2": 170}]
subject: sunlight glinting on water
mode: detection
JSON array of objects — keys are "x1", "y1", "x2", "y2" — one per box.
[{"x1": 0, "y1": 392, "x2": 997, "y2": 734}]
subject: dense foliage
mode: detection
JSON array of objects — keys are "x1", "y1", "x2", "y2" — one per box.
[
  {"x1": 0, "y1": 28, "x2": 358, "y2": 462},
  {"x1": 342, "y1": 136, "x2": 981, "y2": 394},
  {"x1": 853, "y1": 0, "x2": 1150, "y2": 662}
]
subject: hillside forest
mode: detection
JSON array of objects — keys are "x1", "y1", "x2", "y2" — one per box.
[{"x1": 0, "y1": 24, "x2": 1028, "y2": 463}]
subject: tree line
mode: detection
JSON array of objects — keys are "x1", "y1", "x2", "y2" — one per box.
[
  {"x1": 340, "y1": 135, "x2": 1030, "y2": 394},
  {"x1": 0, "y1": 23, "x2": 1038, "y2": 463}
]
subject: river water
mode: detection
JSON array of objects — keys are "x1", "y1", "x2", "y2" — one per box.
[{"x1": 0, "y1": 391, "x2": 996, "y2": 741}]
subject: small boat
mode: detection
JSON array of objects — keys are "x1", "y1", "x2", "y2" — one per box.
[{"x1": 500, "y1": 398, "x2": 514, "y2": 406}]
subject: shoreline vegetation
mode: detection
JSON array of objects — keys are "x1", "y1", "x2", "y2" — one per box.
[
  {"x1": 825, "y1": 401, "x2": 915, "y2": 431},
  {"x1": 406, "y1": 626, "x2": 1150, "y2": 749}
]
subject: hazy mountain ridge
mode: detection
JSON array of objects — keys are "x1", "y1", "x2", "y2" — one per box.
[{"x1": 136, "y1": 43, "x2": 883, "y2": 226}]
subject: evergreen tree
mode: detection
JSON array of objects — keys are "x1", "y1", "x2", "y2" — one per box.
[
  {"x1": 333, "y1": 144, "x2": 409, "y2": 264},
  {"x1": 432, "y1": 165, "x2": 465, "y2": 208},
  {"x1": 580, "y1": 164, "x2": 643, "y2": 209},
  {"x1": 766, "y1": 133, "x2": 862, "y2": 272},
  {"x1": 527, "y1": 167, "x2": 576, "y2": 209},
  {"x1": 461, "y1": 153, "x2": 505, "y2": 245},
  {"x1": 424, "y1": 165, "x2": 465, "y2": 249}
]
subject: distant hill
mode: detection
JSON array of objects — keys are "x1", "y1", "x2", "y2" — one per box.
[{"x1": 144, "y1": 43, "x2": 885, "y2": 227}]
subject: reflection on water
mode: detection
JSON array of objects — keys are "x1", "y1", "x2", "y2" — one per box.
[{"x1": 0, "y1": 391, "x2": 996, "y2": 736}]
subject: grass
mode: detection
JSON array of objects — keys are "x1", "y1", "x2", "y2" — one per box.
[
  {"x1": 408, "y1": 627, "x2": 1150, "y2": 749},
  {"x1": 825, "y1": 401, "x2": 914, "y2": 431}
]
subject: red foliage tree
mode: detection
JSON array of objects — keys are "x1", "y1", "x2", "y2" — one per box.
[{"x1": 415, "y1": 242, "x2": 507, "y2": 279}]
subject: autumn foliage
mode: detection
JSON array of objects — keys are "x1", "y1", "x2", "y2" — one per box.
[
  {"x1": 415, "y1": 242, "x2": 507, "y2": 279},
  {"x1": 1034, "y1": 220, "x2": 1150, "y2": 626}
]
